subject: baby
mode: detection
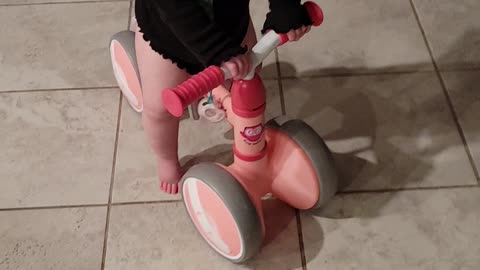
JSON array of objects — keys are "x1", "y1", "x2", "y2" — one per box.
[{"x1": 134, "y1": 0, "x2": 312, "y2": 194}]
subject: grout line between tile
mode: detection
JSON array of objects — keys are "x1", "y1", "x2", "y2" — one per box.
[
  {"x1": 100, "y1": 93, "x2": 123, "y2": 270},
  {"x1": 0, "y1": 0, "x2": 127, "y2": 7},
  {"x1": 2, "y1": 67, "x2": 469, "y2": 96},
  {"x1": 0, "y1": 185, "x2": 477, "y2": 213},
  {"x1": 340, "y1": 184, "x2": 479, "y2": 195},
  {"x1": 0, "y1": 203, "x2": 107, "y2": 212},
  {"x1": 0, "y1": 199, "x2": 184, "y2": 213},
  {"x1": 274, "y1": 49, "x2": 287, "y2": 115},
  {"x1": 0, "y1": 86, "x2": 118, "y2": 94},
  {"x1": 127, "y1": 0, "x2": 133, "y2": 30},
  {"x1": 111, "y1": 199, "x2": 182, "y2": 206},
  {"x1": 280, "y1": 69, "x2": 435, "y2": 81},
  {"x1": 439, "y1": 66, "x2": 480, "y2": 73},
  {"x1": 409, "y1": 0, "x2": 480, "y2": 183},
  {"x1": 277, "y1": 66, "x2": 480, "y2": 81},
  {"x1": 295, "y1": 209, "x2": 308, "y2": 270}
]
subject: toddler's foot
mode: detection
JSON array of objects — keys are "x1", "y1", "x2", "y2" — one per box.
[
  {"x1": 157, "y1": 159, "x2": 182, "y2": 194},
  {"x1": 160, "y1": 181, "x2": 179, "y2": 194}
]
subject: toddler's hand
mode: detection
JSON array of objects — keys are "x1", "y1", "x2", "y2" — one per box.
[
  {"x1": 285, "y1": 25, "x2": 311, "y2": 41},
  {"x1": 221, "y1": 53, "x2": 253, "y2": 80}
]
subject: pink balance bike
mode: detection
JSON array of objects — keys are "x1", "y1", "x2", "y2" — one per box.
[{"x1": 160, "y1": 2, "x2": 339, "y2": 263}]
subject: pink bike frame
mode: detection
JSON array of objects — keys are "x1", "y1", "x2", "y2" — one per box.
[{"x1": 162, "y1": 1, "x2": 325, "y2": 236}]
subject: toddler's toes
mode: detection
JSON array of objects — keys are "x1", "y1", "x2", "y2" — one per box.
[
  {"x1": 172, "y1": 183, "x2": 179, "y2": 194},
  {"x1": 160, "y1": 182, "x2": 165, "y2": 193},
  {"x1": 159, "y1": 181, "x2": 179, "y2": 194}
]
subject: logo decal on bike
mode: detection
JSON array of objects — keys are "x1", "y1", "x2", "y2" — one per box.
[{"x1": 240, "y1": 124, "x2": 264, "y2": 143}]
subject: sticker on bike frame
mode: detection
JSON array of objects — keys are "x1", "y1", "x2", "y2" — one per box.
[{"x1": 240, "y1": 124, "x2": 264, "y2": 144}]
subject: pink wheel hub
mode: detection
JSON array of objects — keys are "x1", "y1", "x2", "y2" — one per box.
[
  {"x1": 183, "y1": 177, "x2": 244, "y2": 260},
  {"x1": 110, "y1": 40, "x2": 143, "y2": 112}
]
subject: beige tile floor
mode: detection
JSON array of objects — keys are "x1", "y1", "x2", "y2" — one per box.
[{"x1": 1, "y1": 0, "x2": 479, "y2": 269}]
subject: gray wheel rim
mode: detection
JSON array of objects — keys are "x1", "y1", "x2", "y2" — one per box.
[{"x1": 181, "y1": 163, "x2": 263, "y2": 263}]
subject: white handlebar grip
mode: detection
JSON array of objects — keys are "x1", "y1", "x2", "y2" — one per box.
[{"x1": 244, "y1": 31, "x2": 281, "y2": 80}]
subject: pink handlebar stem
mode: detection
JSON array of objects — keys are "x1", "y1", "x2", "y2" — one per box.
[{"x1": 161, "y1": 1, "x2": 323, "y2": 118}]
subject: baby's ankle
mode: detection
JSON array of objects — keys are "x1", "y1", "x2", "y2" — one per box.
[{"x1": 157, "y1": 158, "x2": 182, "y2": 184}]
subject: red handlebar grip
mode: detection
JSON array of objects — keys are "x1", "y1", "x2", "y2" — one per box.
[
  {"x1": 162, "y1": 66, "x2": 225, "y2": 117},
  {"x1": 278, "y1": 2, "x2": 324, "y2": 45},
  {"x1": 304, "y1": 1, "x2": 324, "y2": 26}
]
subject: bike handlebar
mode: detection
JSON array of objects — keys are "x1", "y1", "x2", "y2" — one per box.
[{"x1": 162, "y1": 1, "x2": 324, "y2": 117}]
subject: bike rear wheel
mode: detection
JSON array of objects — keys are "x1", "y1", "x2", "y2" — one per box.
[{"x1": 110, "y1": 30, "x2": 143, "y2": 112}]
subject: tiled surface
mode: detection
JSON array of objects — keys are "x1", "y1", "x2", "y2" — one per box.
[
  {"x1": 413, "y1": 0, "x2": 480, "y2": 70},
  {"x1": 0, "y1": 1, "x2": 129, "y2": 91},
  {"x1": 302, "y1": 188, "x2": 480, "y2": 269},
  {"x1": 112, "y1": 80, "x2": 282, "y2": 203},
  {"x1": 281, "y1": 73, "x2": 477, "y2": 190},
  {"x1": 105, "y1": 201, "x2": 302, "y2": 270},
  {"x1": 276, "y1": 0, "x2": 433, "y2": 77},
  {"x1": 1, "y1": 0, "x2": 480, "y2": 269},
  {"x1": 442, "y1": 71, "x2": 480, "y2": 171},
  {"x1": 0, "y1": 207, "x2": 106, "y2": 270},
  {"x1": 0, "y1": 89, "x2": 119, "y2": 208}
]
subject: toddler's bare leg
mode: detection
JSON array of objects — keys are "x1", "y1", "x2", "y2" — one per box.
[
  {"x1": 135, "y1": 28, "x2": 189, "y2": 194},
  {"x1": 134, "y1": 18, "x2": 257, "y2": 194}
]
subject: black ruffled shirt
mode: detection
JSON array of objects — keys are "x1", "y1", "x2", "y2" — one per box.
[{"x1": 135, "y1": 0, "x2": 311, "y2": 74}]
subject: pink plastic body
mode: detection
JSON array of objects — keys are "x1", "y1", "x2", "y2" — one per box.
[
  {"x1": 165, "y1": 1, "x2": 324, "y2": 260},
  {"x1": 181, "y1": 80, "x2": 322, "y2": 259},
  {"x1": 211, "y1": 83, "x2": 320, "y2": 210}
]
